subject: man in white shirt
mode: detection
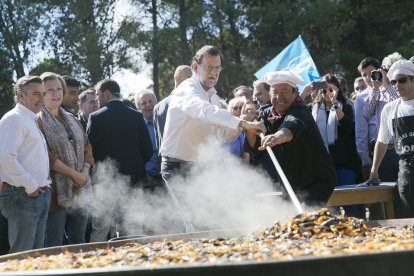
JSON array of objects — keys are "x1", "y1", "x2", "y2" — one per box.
[
  {"x1": 0, "y1": 76, "x2": 51, "y2": 253},
  {"x1": 160, "y1": 45, "x2": 265, "y2": 165},
  {"x1": 159, "y1": 45, "x2": 265, "y2": 231},
  {"x1": 368, "y1": 60, "x2": 414, "y2": 218}
]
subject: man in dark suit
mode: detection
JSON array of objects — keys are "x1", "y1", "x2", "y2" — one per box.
[{"x1": 87, "y1": 79, "x2": 152, "y2": 241}]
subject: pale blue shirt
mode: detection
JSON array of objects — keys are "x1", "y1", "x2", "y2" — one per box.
[{"x1": 354, "y1": 88, "x2": 378, "y2": 166}]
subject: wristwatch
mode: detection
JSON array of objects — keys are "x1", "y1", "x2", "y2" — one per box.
[{"x1": 332, "y1": 102, "x2": 340, "y2": 109}]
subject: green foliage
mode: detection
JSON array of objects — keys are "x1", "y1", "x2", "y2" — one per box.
[
  {"x1": 42, "y1": 0, "x2": 133, "y2": 85},
  {"x1": 0, "y1": 0, "x2": 46, "y2": 78},
  {"x1": 29, "y1": 58, "x2": 73, "y2": 76},
  {"x1": 0, "y1": 0, "x2": 41, "y2": 116},
  {"x1": 0, "y1": 50, "x2": 14, "y2": 118},
  {"x1": 1, "y1": 0, "x2": 414, "y2": 108}
]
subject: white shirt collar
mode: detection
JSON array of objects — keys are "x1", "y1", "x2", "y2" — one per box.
[
  {"x1": 193, "y1": 75, "x2": 217, "y2": 101},
  {"x1": 16, "y1": 103, "x2": 37, "y2": 120}
]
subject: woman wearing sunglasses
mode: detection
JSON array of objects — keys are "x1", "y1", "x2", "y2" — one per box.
[
  {"x1": 368, "y1": 60, "x2": 414, "y2": 218},
  {"x1": 304, "y1": 74, "x2": 362, "y2": 216}
]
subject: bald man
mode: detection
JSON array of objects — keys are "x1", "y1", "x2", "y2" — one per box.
[{"x1": 153, "y1": 65, "x2": 193, "y2": 151}]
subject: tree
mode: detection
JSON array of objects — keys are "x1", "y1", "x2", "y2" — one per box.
[
  {"x1": 42, "y1": 0, "x2": 134, "y2": 85},
  {"x1": 242, "y1": 0, "x2": 414, "y2": 85},
  {"x1": 0, "y1": 49, "x2": 14, "y2": 118},
  {"x1": 29, "y1": 58, "x2": 73, "y2": 76},
  {"x1": 0, "y1": 0, "x2": 48, "y2": 117},
  {"x1": 0, "y1": 0, "x2": 46, "y2": 78},
  {"x1": 208, "y1": 0, "x2": 254, "y2": 99}
]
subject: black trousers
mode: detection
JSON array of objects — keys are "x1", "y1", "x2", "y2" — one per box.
[
  {"x1": 395, "y1": 157, "x2": 414, "y2": 218},
  {"x1": 0, "y1": 213, "x2": 9, "y2": 255}
]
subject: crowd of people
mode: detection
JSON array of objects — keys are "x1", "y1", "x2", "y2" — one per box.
[{"x1": 1, "y1": 45, "x2": 414, "y2": 255}]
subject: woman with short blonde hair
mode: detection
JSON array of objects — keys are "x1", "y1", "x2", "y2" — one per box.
[{"x1": 37, "y1": 72, "x2": 94, "y2": 247}]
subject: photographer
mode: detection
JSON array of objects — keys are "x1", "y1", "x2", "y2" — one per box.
[
  {"x1": 363, "y1": 54, "x2": 402, "y2": 119},
  {"x1": 355, "y1": 57, "x2": 399, "y2": 182},
  {"x1": 303, "y1": 75, "x2": 362, "y2": 216}
]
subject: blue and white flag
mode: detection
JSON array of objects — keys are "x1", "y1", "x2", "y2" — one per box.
[{"x1": 254, "y1": 36, "x2": 320, "y2": 92}]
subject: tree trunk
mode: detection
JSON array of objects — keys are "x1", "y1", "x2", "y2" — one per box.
[
  {"x1": 83, "y1": 1, "x2": 104, "y2": 84},
  {"x1": 225, "y1": 0, "x2": 241, "y2": 65},
  {"x1": 1, "y1": 0, "x2": 26, "y2": 78},
  {"x1": 151, "y1": 0, "x2": 160, "y2": 99},
  {"x1": 178, "y1": 0, "x2": 189, "y2": 64}
]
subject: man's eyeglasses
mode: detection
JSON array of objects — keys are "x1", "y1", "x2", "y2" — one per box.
[
  {"x1": 199, "y1": 64, "x2": 223, "y2": 73},
  {"x1": 391, "y1": 76, "x2": 410, "y2": 85},
  {"x1": 231, "y1": 106, "x2": 243, "y2": 111}
]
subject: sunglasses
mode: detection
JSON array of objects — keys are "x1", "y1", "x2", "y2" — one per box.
[
  {"x1": 391, "y1": 76, "x2": 410, "y2": 85},
  {"x1": 321, "y1": 88, "x2": 333, "y2": 95}
]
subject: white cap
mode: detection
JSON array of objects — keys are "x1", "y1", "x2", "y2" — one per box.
[
  {"x1": 263, "y1": 71, "x2": 304, "y2": 87},
  {"x1": 387, "y1": 59, "x2": 414, "y2": 80}
]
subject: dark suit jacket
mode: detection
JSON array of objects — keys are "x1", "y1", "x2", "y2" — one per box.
[
  {"x1": 77, "y1": 112, "x2": 88, "y2": 131},
  {"x1": 153, "y1": 95, "x2": 171, "y2": 151},
  {"x1": 87, "y1": 100, "x2": 153, "y2": 185}
]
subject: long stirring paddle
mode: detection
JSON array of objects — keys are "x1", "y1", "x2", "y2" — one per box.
[
  {"x1": 259, "y1": 132, "x2": 304, "y2": 213},
  {"x1": 163, "y1": 178, "x2": 195, "y2": 233},
  {"x1": 243, "y1": 101, "x2": 304, "y2": 214}
]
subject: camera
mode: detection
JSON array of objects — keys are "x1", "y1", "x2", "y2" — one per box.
[
  {"x1": 371, "y1": 70, "x2": 382, "y2": 81},
  {"x1": 312, "y1": 81, "x2": 327, "y2": 90}
]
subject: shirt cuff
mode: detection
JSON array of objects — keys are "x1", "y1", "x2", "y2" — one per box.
[{"x1": 231, "y1": 117, "x2": 242, "y2": 129}]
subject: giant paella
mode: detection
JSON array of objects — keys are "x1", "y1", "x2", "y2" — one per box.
[{"x1": 1, "y1": 208, "x2": 414, "y2": 275}]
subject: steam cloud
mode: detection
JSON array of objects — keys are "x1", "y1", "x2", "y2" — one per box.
[{"x1": 72, "y1": 138, "x2": 299, "y2": 237}]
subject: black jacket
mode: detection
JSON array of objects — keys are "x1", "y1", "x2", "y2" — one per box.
[
  {"x1": 87, "y1": 100, "x2": 153, "y2": 185},
  {"x1": 249, "y1": 105, "x2": 336, "y2": 205},
  {"x1": 327, "y1": 101, "x2": 361, "y2": 175}
]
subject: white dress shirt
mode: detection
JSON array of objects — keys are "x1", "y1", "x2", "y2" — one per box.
[
  {"x1": 160, "y1": 76, "x2": 241, "y2": 161},
  {"x1": 0, "y1": 103, "x2": 51, "y2": 194}
]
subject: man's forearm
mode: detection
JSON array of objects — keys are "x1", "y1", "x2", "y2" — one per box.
[
  {"x1": 371, "y1": 141, "x2": 388, "y2": 173},
  {"x1": 274, "y1": 128, "x2": 294, "y2": 144}
]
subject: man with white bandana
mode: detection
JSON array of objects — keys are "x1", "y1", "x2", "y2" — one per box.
[
  {"x1": 245, "y1": 71, "x2": 336, "y2": 205},
  {"x1": 368, "y1": 60, "x2": 414, "y2": 218}
]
